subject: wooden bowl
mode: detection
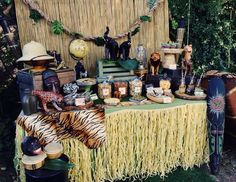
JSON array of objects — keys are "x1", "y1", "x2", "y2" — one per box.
[{"x1": 44, "y1": 142, "x2": 63, "y2": 159}]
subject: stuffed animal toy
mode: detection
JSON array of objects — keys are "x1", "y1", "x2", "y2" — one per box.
[
  {"x1": 32, "y1": 90, "x2": 63, "y2": 112},
  {"x1": 119, "y1": 32, "x2": 131, "y2": 60},
  {"x1": 149, "y1": 52, "x2": 161, "y2": 75},
  {"x1": 182, "y1": 44, "x2": 193, "y2": 75},
  {"x1": 104, "y1": 26, "x2": 119, "y2": 60}
]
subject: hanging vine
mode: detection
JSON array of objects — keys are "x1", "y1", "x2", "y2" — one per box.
[{"x1": 22, "y1": 0, "x2": 163, "y2": 45}]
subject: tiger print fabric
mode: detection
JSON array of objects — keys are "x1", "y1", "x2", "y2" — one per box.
[{"x1": 17, "y1": 109, "x2": 106, "y2": 149}]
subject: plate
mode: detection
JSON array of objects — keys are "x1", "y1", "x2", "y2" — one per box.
[{"x1": 175, "y1": 90, "x2": 207, "y2": 100}]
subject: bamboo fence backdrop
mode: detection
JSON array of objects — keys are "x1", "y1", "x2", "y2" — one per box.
[{"x1": 15, "y1": 0, "x2": 169, "y2": 74}]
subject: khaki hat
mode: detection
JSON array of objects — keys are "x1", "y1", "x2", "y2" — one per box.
[{"x1": 17, "y1": 41, "x2": 54, "y2": 62}]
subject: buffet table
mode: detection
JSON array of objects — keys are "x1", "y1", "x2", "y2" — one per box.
[{"x1": 15, "y1": 99, "x2": 209, "y2": 182}]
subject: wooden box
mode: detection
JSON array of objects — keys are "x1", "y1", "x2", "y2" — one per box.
[
  {"x1": 97, "y1": 60, "x2": 136, "y2": 83},
  {"x1": 17, "y1": 69, "x2": 76, "y2": 100}
]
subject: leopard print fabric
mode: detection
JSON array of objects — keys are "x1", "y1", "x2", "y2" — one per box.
[{"x1": 32, "y1": 90, "x2": 64, "y2": 112}]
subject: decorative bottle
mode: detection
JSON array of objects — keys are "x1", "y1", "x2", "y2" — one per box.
[{"x1": 22, "y1": 89, "x2": 38, "y2": 116}]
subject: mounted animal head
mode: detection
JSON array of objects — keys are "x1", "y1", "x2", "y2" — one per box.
[{"x1": 150, "y1": 52, "x2": 161, "y2": 62}]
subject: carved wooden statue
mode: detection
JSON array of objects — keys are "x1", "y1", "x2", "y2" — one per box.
[
  {"x1": 119, "y1": 32, "x2": 131, "y2": 60},
  {"x1": 104, "y1": 26, "x2": 119, "y2": 60}
]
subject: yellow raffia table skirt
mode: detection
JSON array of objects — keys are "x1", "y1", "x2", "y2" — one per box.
[{"x1": 15, "y1": 99, "x2": 209, "y2": 182}]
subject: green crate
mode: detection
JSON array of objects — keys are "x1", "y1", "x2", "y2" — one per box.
[{"x1": 97, "y1": 60, "x2": 136, "y2": 83}]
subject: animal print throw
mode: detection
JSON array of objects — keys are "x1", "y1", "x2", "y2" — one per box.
[{"x1": 17, "y1": 109, "x2": 106, "y2": 149}]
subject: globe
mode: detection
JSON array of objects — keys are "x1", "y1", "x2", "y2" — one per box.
[{"x1": 69, "y1": 39, "x2": 89, "y2": 59}]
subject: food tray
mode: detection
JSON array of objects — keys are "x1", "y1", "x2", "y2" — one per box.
[
  {"x1": 175, "y1": 91, "x2": 207, "y2": 100},
  {"x1": 146, "y1": 93, "x2": 174, "y2": 104}
]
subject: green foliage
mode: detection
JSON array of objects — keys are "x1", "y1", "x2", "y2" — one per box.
[
  {"x1": 131, "y1": 26, "x2": 140, "y2": 36},
  {"x1": 140, "y1": 15, "x2": 152, "y2": 22},
  {"x1": 4, "y1": 0, "x2": 11, "y2": 5},
  {"x1": 29, "y1": 9, "x2": 43, "y2": 23},
  {"x1": 72, "y1": 32, "x2": 83, "y2": 39},
  {"x1": 169, "y1": 0, "x2": 236, "y2": 74},
  {"x1": 93, "y1": 37, "x2": 105, "y2": 46},
  {"x1": 51, "y1": 20, "x2": 64, "y2": 35},
  {"x1": 43, "y1": 159, "x2": 75, "y2": 170},
  {"x1": 147, "y1": 0, "x2": 157, "y2": 9}
]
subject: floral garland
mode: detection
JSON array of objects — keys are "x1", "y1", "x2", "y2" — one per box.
[{"x1": 22, "y1": 0, "x2": 163, "y2": 45}]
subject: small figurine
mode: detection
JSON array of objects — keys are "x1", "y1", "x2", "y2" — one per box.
[
  {"x1": 149, "y1": 52, "x2": 161, "y2": 75},
  {"x1": 104, "y1": 26, "x2": 119, "y2": 60},
  {"x1": 119, "y1": 32, "x2": 131, "y2": 60},
  {"x1": 182, "y1": 44, "x2": 193, "y2": 76},
  {"x1": 32, "y1": 90, "x2": 63, "y2": 112},
  {"x1": 75, "y1": 61, "x2": 87, "y2": 79}
]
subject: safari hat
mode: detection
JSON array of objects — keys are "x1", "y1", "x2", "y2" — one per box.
[{"x1": 17, "y1": 41, "x2": 54, "y2": 62}]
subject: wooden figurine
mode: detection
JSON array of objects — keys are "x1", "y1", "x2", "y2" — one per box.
[
  {"x1": 182, "y1": 44, "x2": 193, "y2": 75},
  {"x1": 119, "y1": 32, "x2": 131, "y2": 60},
  {"x1": 32, "y1": 90, "x2": 63, "y2": 112},
  {"x1": 149, "y1": 52, "x2": 161, "y2": 75},
  {"x1": 104, "y1": 26, "x2": 119, "y2": 60}
]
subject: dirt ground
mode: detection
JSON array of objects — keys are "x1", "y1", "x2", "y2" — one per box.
[{"x1": 0, "y1": 140, "x2": 236, "y2": 182}]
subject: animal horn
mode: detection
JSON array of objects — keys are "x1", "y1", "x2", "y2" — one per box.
[{"x1": 128, "y1": 32, "x2": 131, "y2": 41}]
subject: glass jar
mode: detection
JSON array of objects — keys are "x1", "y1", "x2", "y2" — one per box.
[
  {"x1": 136, "y1": 44, "x2": 147, "y2": 69},
  {"x1": 129, "y1": 79, "x2": 143, "y2": 96},
  {"x1": 113, "y1": 81, "x2": 128, "y2": 98},
  {"x1": 98, "y1": 82, "x2": 112, "y2": 99}
]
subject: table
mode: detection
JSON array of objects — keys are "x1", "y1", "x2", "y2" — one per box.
[{"x1": 15, "y1": 99, "x2": 209, "y2": 182}]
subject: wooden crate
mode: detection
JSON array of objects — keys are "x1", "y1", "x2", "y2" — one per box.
[
  {"x1": 97, "y1": 60, "x2": 136, "y2": 83},
  {"x1": 17, "y1": 69, "x2": 76, "y2": 100}
]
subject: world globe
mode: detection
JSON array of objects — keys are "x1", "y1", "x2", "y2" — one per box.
[{"x1": 69, "y1": 39, "x2": 89, "y2": 59}]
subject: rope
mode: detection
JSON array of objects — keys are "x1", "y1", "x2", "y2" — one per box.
[
  {"x1": 187, "y1": 0, "x2": 191, "y2": 45},
  {"x1": 22, "y1": 0, "x2": 163, "y2": 41}
]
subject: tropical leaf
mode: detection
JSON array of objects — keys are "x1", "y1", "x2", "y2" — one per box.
[
  {"x1": 93, "y1": 37, "x2": 105, "y2": 46},
  {"x1": 51, "y1": 20, "x2": 64, "y2": 35},
  {"x1": 147, "y1": 0, "x2": 157, "y2": 9},
  {"x1": 71, "y1": 32, "x2": 83, "y2": 39},
  {"x1": 140, "y1": 15, "x2": 152, "y2": 22},
  {"x1": 29, "y1": 9, "x2": 43, "y2": 23},
  {"x1": 131, "y1": 26, "x2": 140, "y2": 36},
  {"x1": 43, "y1": 158, "x2": 75, "y2": 170}
]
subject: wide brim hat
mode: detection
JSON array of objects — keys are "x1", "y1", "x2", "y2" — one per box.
[{"x1": 17, "y1": 41, "x2": 54, "y2": 62}]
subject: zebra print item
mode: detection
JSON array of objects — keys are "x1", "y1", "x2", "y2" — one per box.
[{"x1": 17, "y1": 109, "x2": 106, "y2": 149}]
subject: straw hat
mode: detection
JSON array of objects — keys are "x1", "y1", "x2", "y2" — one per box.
[{"x1": 17, "y1": 41, "x2": 54, "y2": 62}]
